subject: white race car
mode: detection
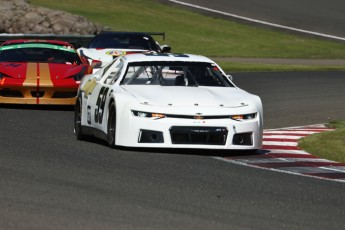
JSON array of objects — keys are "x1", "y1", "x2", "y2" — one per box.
[
  {"x1": 77, "y1": 31, "x2": 171, "y2": 72},
  {"x1": 74, "y1": 53, "x2": 263, "y2": 151}
]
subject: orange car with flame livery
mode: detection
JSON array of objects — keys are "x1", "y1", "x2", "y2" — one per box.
[{"x1": 0, "y1": 39, "x2": 92, "y2": 105}]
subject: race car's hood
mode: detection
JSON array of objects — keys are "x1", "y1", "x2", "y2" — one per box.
[
  {"x1": 0, "y1": 62, "x2": 86, "y2": 82},
  {"x1": 122, "y1": 85, "x2": 253, "y2": 108}
]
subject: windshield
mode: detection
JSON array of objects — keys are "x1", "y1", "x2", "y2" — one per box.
[
  {"x1": 89, "y1": 34, "x2": 159, "y2": 51},
  {"x1": 0, "y1": 43, "x2": 82, "y2": 64},
  {"x1": 121, "y1": 61, "x2": 234, "y2": 87}
]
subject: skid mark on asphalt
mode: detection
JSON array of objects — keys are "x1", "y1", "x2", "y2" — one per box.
[{"x1": 217, "y1": 124, "x2": 345, "y2": 182}]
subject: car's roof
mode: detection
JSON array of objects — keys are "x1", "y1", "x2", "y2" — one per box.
[
  {"x1": 121, "y1": 53, "x2": 214, "y2": 63},
  {"x1": 87, "y1": 31, "x2": 160, "y2": 50},
  {"x1": 1, "y1": 39, "x2": 75, "y2": 48},
  {"x1": 96, "y1": 31, "x2": 153, "y2": 36}
]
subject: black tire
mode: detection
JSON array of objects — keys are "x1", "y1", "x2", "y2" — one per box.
[
  {"x1": 74, "y1": 98, "x2": 85, "y2": 140},
  {"x1": 107, "y1": 102, "x2": 116, "y2": 148}
]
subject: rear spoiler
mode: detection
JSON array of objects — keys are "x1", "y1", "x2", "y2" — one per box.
[{"x1": 0, "y1": 33, "x2": 95, "y2": 48}]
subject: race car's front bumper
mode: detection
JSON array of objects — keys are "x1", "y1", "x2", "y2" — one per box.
[
  {"x1": 116, "y1": 113, "x2": 263, "y2": 150},
  {"x1": 0, "y1": 86, "x2": 78, "y2": 105}
]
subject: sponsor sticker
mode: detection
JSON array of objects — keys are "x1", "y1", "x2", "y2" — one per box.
[
  {"x1": 105, "y1": 50, "x2": 126, "y2": 56},
  {"x1": 82, "y1": 78, "x2": 97, "y2": 98}
]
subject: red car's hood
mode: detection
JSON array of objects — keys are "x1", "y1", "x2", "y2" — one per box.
[
  {"x1": 0, "y1": 62, "x2": 85, "y2": 80},
  {"x1": 0, "y1": 62, "x2": 88, "y2": 88}
]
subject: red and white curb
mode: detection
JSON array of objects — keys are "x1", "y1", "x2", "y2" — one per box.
[{"x1": 216, "y1": 124, "x2": 345, "y2": 182}]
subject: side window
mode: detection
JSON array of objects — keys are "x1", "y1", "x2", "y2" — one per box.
[{"x1": 103, "y1": 59, "x2": 124, "y2": 85}]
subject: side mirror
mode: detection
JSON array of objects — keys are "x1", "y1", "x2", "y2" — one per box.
[
  {"x1": 227, "y1": 74, "x2": 233, "y2": 81},
  {"x1": 161, "y1": 45, "x2": 171, "y2": 53},
  {"x1": 91, "y1": 60, "x2": 102, "y2": 69}
]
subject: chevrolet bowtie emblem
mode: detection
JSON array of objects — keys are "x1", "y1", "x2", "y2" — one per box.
[{"x1": 194, "y1": 115, "x2": 204, "y2": 120}]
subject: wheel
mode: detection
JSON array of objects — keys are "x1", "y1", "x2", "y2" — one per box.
[
  {"x1": 74, "y1": 97, "x2": 85, "y2": 140},
  {"x1": 107, "y1": 102, "x2": 116, "y2": 148}
]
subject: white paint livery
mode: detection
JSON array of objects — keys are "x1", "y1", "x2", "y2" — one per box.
[{"x1": 74, "y1": 53, "x2": 263, "y2": 150}]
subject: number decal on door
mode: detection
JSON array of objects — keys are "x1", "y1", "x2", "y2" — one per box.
[{"x1": 94, "y1": 87, "x2": 109, "y2": 124}]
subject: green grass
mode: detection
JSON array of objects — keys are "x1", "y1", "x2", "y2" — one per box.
[
  {"x1": 298, "y1": 120, "x2": 345, "y2": 163},
  {"x1": 30, "y1": 0, "x2": 345, "y2": 60}
]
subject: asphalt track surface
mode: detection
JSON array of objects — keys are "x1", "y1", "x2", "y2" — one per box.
[
  {"x1": 163, "y1": 0, "x2": 345, "y2": 39},
  {"x1": 1, "y1": 71, "x2": 345, "y2": 230},
  {"x1": 233, "y1": 71, "x2": 345, "y2": 129},
  {"x1": 2, "y1": 1, "x2": 345, "y2": 229}
]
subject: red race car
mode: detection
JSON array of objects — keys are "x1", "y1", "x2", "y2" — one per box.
[{"x1": 0, "y1": 39, "x2": 92, "y2": 105}]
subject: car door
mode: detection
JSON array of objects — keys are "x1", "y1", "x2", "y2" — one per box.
[{"x1": 86, "y1": 58, "x2": 125, "y2": 132}]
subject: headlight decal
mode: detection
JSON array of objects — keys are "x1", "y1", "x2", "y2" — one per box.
[
  {"x1": 230, "y1": 113, "x2": 256, "y2": 121},
  {"x1": 132, "y1": 110, "x2": 166, "y2": 119}
]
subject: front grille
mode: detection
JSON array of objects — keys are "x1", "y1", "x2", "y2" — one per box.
[
  {"x1": 233, "y1": 133, "x2": 253, "y2": 146},
  {"x1": 138, "y1": 129, "x2": 164, "y2": 143},
  {"x1": 0, "y1": 90, "x2": 23, "y2": 97},
  {"x1": 31, "y1": 91, "x2": 45, "y2": 98},
  {"x1": 170, "y1": 126, "x2": 228, "y2": 145}
]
